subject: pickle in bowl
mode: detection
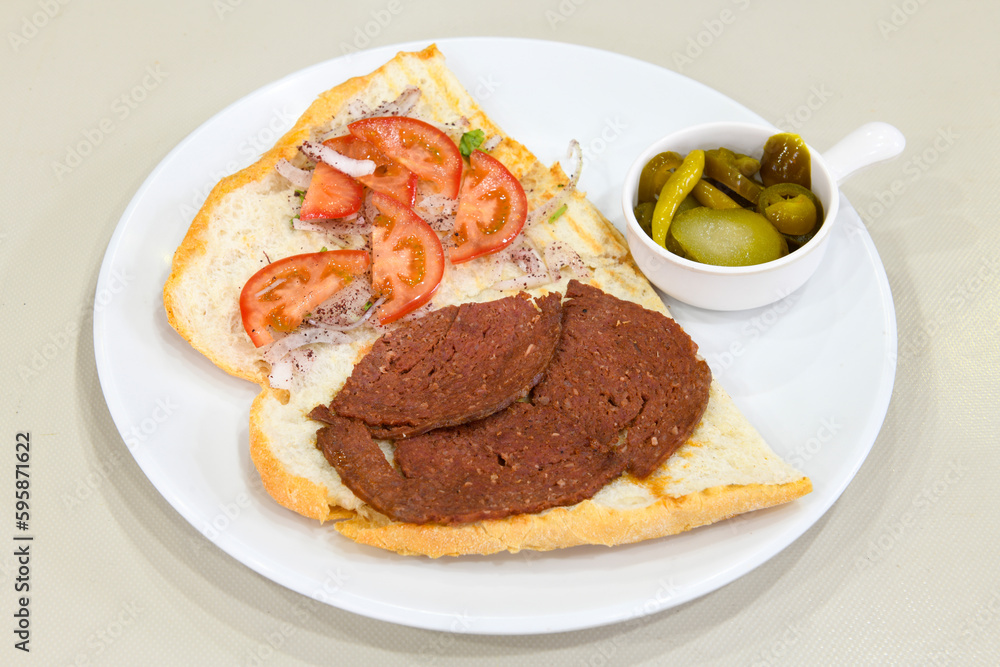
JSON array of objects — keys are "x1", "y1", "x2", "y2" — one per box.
[{"x1": 633, "y1": 131, "x2": 822, "y2": 267}]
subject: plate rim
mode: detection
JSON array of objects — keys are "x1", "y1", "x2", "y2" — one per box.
[{"x1": 93, "y1": 36, "x2": 897, "y2": 635}]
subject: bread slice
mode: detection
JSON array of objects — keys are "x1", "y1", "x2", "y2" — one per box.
[{"x1": 164, "y1": 44, "x2": 811, "y2": 557}]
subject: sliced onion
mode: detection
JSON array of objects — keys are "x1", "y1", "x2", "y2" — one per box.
[
  {"x1": 275, "y1": 158, "x2": 313, "y2": 189},
  {"x1": 267, "y1": 348, "x2": 320, "y2": 390},
  {"x1": 308, "y1": 279, "x2": 376, "y2": 328},
  {"x1": 345, "y1": 97, "x2": 372, "y2": 120},
  {"x1": 525, "y1": 139, "x2": 583, "y2": 229},
  {"x1": 311, "y1": 296, "x2": 385, "y2": 332},
  {"x1": 481, "y1": 134, "x2": 502, "y2": 152},
  {"x1": 492, "y1": 241, "x2": 554, "y2": 290},
  {"x1": 413, "y1": 193, "x2": 458, "y2": 233},
  {"x1": 543, "y1": 241, "x2": 592, "y2": 281},
  {"x1": 321, "y1": 88, "x2": 423, "y2": 140},
  {"x1": 564, "y1": 139, "x2": 583, "y2": 190},
  {"x1": 299, "y1": 141, "x2": 375, "y2": 178},
  {"x1": 368, "y1": 86, "x2": 421, "y2": 118},
  {"x1": 292, "y1": 216, "x2": 371, "y2": 236},
  {"x1": 261, "y1": 327, "x2": 351, "y2": 365},
  {"x1": 491, "y1": 273, "x2": 554, "y2": 291}
]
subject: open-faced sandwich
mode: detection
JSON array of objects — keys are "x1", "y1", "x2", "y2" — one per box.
[{"x1": 163, "y1": 45, "x2": 811, "y2": 557}]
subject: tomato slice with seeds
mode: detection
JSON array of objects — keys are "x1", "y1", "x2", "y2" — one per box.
[
  {"x1": 370, "y1": 192, "x2": 445, "y2": 325},
  {"x1": 449, "y1": 150, "x2": 528, "y2": 264},
  {"x1": 239, "y1": 250, "x2": 370, "y2": 347},
  {"x1": 298, "y1": 162, "x2": 364, "y2": 220},
  {"x1": 323, "y1": 134, "x2": 417, "y2": 207},
  {"x1": 349, "y1": 117, "x2": 463, "y2": 199}
]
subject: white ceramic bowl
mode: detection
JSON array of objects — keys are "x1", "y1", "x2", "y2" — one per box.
[{"x1": 622, "y1": 121, "x2": 905, "y2": 310}]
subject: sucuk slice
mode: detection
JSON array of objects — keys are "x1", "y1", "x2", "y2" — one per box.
[
  {"x1": 532, "y1": 281, "x2": 712, "y2": 477},
  {"x1": 314, "y1": 403, "x2": 625, "y2": 525},
  {"x1": 320, "y1": 292, "x2": 563, "y2": 439},
  {"x1": 312, "y1": 281, "x2": 714, "y2": 525}
]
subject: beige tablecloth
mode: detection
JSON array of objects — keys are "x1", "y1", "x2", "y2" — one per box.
[{"x1": 2, "y1": 0, "x2": 997, "y2": 664}]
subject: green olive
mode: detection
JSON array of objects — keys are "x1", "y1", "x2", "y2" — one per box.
[
  {"x1": 670, "y1": 207, "x2": 788, "y2": 267},
  {"x1": 760, "y1": 133, "x2": 811, "y2": 189}
]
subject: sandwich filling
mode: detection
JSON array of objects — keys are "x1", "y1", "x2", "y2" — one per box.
[{"x1": 311, "y1": 281, "x2": 713, "y2": 525}]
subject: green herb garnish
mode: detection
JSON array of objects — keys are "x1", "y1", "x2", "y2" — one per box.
[
  {"x1": 548, "y1": 203, "x2": 568, "y2": 222},
  {"x1": 459, "y1": 129, "x2": 486, "y2": 159}
]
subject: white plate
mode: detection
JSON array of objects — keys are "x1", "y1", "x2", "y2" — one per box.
[{"x1": 94, "y1": 38, "x2": 896, "y2": 635}]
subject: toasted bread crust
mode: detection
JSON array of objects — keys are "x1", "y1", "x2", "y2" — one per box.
[
  {"x1": 249, "y1": 388, "x2": 354, "y2": 522},
  {"x1": 333, "y1": 479, "x2": 813, "y2": 558},
  {"x1": 167, "y1": 44, "x2": 812, "y2": 556}
]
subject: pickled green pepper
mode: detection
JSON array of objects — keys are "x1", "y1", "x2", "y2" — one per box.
[
  {"x1": 760, "y1": 133, "x2": 811, "y2": 189},
  {"x1": 703, "y1": 148, "x2": 764, "y2": 204},
  {"x1": 637, "y1": 151, "x2": 682, "y2": 203},
  {"x1": 651, "y1": 149, "x2": 705, "y2": 248}
]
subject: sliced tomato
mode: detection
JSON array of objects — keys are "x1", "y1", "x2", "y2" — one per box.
[
  {"x1": 239, "y1": 250, "x2": 370, "y2": 347},
  {"x1": 298, "y1": 162, "x2": 364, "y2": 220},
  {"x1": 349, "y1": 117, "x2": 463, "y2": 199},
  {"x1": 370, "y1": 192, "x2": 445, "y2": 325},
  {"x1": 449, "y1": 150, "x2": 528, "y2": 264},
  {"x1": 323, "y1": 134, "x2": 417, "y2": 207}
]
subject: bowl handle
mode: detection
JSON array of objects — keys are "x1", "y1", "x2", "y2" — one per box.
[{"x1": 821, "y1": 122, "x2": 906, "y2": 184}]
